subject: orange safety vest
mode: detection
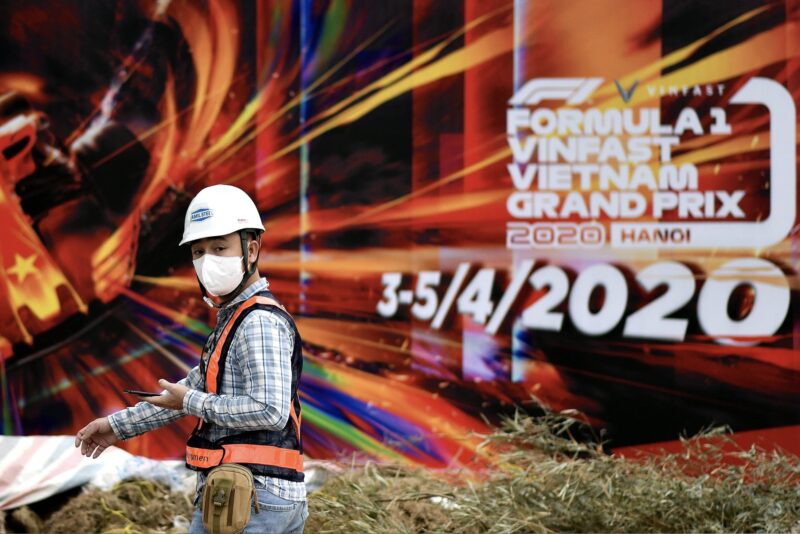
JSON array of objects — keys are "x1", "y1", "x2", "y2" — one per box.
[{"x1": 185, "y1": 293, "x2": 304, "y2": 479}]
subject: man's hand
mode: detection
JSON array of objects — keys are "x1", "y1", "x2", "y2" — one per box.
[
  {"x1": 75, "y1": 417, "x2": 119, "y2": 459},
  {"x1": 143, "y1": 379, "x2": 189, "y2": 410}
]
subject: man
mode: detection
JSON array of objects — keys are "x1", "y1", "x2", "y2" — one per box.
[{"x1": 75, "y1": 184, "x2": 307, "y2": 534}]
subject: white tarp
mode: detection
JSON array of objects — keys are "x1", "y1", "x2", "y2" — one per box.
[
  {"x1": 0, "y1": 435, "x2": 193, "y2": 511},
  {"x1": 0, "y1": 435, "x2": 340, "y2": 511}
]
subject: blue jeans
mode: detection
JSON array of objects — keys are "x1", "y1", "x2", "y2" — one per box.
[{"x1": 188, "y1": 488, "x2": 308, "y2": 534}]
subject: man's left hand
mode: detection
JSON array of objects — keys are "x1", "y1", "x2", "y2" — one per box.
[{"x1": 142, "y1": 379, "x2": 189, "y2": 410}]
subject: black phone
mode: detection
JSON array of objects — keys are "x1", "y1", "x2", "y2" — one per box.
[{"x1": 124, "y1": 389, "x2": 162, "y2": 397}]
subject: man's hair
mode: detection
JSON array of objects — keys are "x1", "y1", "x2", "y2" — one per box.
[{"x1": 244, "y1": 230, "x2": 261, "y2": 243}]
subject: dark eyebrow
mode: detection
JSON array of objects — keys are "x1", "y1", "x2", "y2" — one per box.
[{"x1": 192, "y1": 236, "x2": 231, "y2": 250}]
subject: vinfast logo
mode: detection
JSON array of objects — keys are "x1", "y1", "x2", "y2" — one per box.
[
  {"x1": 614, "y1": 80, "x2": 639, "y2": 103},
  {"x1": 190, "y1": 208, "x2": 213, "y2": 222},
  {"x1": 505, "y1": 76, "x2": 797, "y2": 249}
]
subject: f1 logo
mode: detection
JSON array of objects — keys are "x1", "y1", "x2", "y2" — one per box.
[{"x1": 508, "y1": 78, "x2": 603, "y2": 106}]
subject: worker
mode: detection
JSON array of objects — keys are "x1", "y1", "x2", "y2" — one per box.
[{"x1": 75, "y1": 184, "x2": 307, "y2": 533}]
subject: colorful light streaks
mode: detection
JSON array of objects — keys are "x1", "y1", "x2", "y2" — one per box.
[{"x1": 0, "y1": 0, "x2": 798, "y2": 464}]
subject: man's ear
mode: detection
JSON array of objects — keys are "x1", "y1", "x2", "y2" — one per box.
[{"x1": 248, "y1": 237, "x2": 260, "y2": 265}]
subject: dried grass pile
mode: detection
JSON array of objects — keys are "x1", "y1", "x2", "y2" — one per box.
[
  {"x1": 306, "y1": 410, "x2": 800, "y2": 533},
  {"x1": 41, "y1": 479, "x2": 193, "y2": 534},
  {"x1": 6, "y1": 408, "x2": 799, "y2": 533}
]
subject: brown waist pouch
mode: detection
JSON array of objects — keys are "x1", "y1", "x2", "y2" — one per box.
[{"x1": 201, "y1": 463, "x2": 260, "y2": 534}]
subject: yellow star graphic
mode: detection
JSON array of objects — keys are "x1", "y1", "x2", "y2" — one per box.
[{"x1": 7, "y1": 253, "x2": 38, "y2": 284}]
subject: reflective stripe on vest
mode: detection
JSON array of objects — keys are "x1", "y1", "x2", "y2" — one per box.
[{"x1": 186, "y1": 444, "x2": 304, "y2": 472}]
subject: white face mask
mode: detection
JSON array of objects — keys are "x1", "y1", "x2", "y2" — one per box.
[{"x1": 193, "y1": 254, "x2": 245, "y2": 297}]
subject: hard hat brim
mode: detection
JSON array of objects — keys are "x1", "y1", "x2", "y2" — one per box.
[{"x1": 179, "y1": 224, "x2": 265, "y2": 246}]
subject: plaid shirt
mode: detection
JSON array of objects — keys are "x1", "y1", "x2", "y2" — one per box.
[{"x1": 108, "y1": 277, "x2": 306, "y2": 502}]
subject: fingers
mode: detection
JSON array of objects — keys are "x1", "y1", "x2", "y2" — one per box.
[
  {"x1": 75, "y1": 419, "x2": 117, "y2": 458},
  {"x1": 75, "y1": 421, "x2": 95, "y2": 449},
  {"x1": 81, "y1": 436, "x2": 93, "y2": 457},
  {"x1": 144, "y1": 395, "x2": 166, "y2": 409},
  {"x1": 84, "y1": 439, "x2": 103, "y2": 458}
]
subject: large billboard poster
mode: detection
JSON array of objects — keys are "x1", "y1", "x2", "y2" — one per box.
[{"x1": 0, "y1": 0, "x2": 798, "y2": 466}]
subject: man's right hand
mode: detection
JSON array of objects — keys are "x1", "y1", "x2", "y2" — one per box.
[{"x1": 75, "y1": 417, "x2": 119, "y2": 459}]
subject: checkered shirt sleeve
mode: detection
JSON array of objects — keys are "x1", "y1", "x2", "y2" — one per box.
[{"x1": 107, "y1": 364, "x2": 204, "y2": 440}]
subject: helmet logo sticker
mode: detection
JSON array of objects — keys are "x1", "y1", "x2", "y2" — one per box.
[{"x1": 190, "y1": 208, "x2": 213, "y2": 222}]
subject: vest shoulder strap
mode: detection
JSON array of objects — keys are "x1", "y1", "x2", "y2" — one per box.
[{"x1": 204, "y1": 293, "x2": 293, "y2": 394}]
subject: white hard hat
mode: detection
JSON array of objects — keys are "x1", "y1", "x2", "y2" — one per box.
[{"x1": 180, "y1": 184, "x2": 265, "y2": 246}]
